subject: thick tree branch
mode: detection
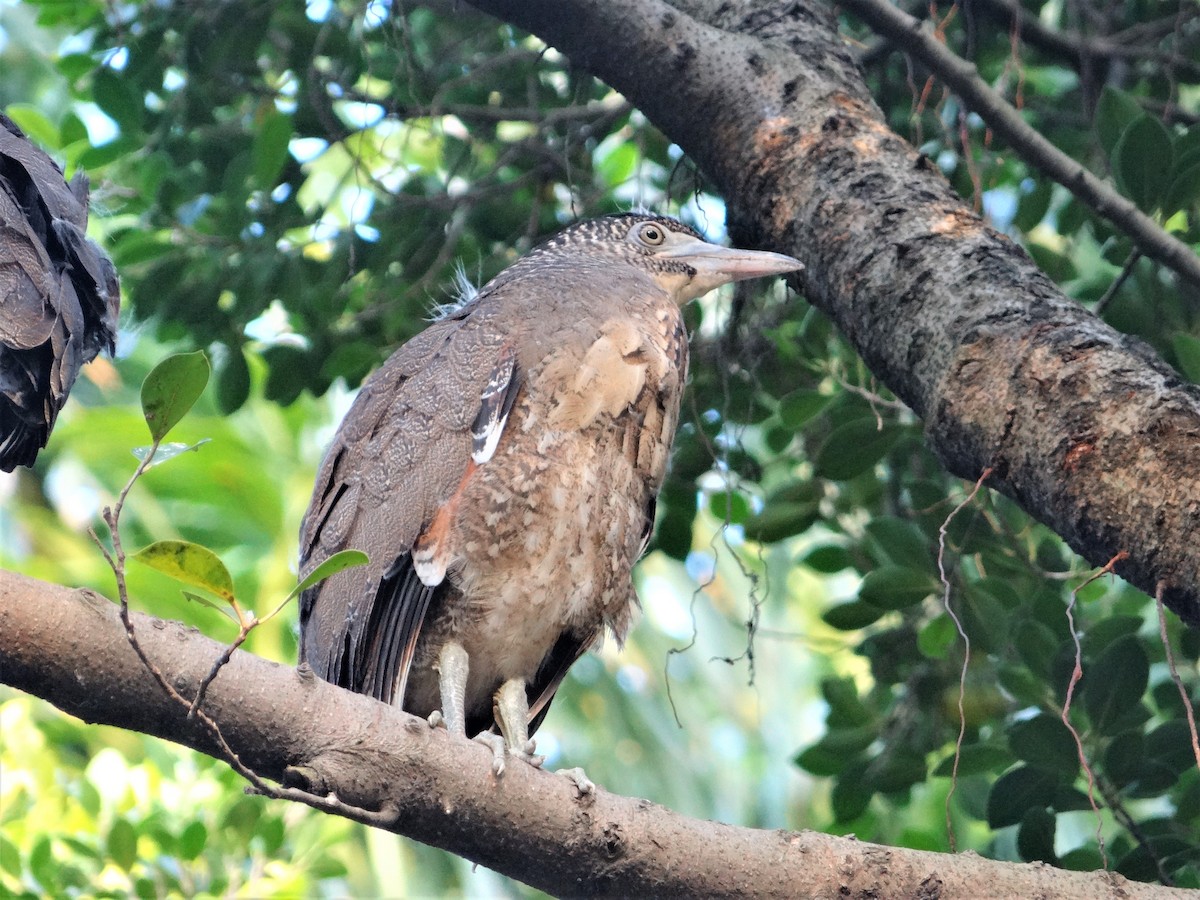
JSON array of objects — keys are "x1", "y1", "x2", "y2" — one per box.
[
  {"x1": 2, "y1": 568, "x2": 1192, "y2": 898},
  {"x1": 463, "y1": 0, "x2": 1200, "y2": 625},
  {"x1": 840, "y1": 0, "x2": 1200, "y2": 288}
]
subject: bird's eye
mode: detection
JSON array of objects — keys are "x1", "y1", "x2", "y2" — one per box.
[{"x1": 636, "y1": 223, "x2": 666, "y2": 246}]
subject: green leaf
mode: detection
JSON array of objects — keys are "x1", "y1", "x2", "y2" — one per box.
[
  {"x1": 252, "y1": 110, "x2": 293, "y2": 188},
  {"x1": 814, "y1": 420, "x2": 904, "y2": 480},
  {"x1": 708, "y1": 490, "x2": 750, "y2": 525},
  {"x1": 1103, "y1": 730, "x2": 1145, "y2": 787},
  {"x1": 1015, "y1": 620, "x2": 1060, "y2": 678},
  {"x1": 863, "y1": 516, "x2": 933, "y2": 571},
  {"x1": 1163, "y1": 160, "x2": 1200, "y2": 216},
  {"x1": 743, "y1": 501, "x2": 818, "y2": 543},
  {"x1": 1083, "y1": 634, "x2": 1149, "y2": 735},
  {"x1": 60, "y1": 111, "x2": 88, "y2": 148},
  {"x1": 258, "y1": 815, "x2": 286, "y2": 855},
  {"x1": 1008, "y1": 714, "x2": 1079, "y2": 780},
  {"x1": 0, "y1": 834, "x2": 19, "y2": 876},
  {"x1": 180, "y1": 590, "x2": 231, "y2": 616},
  {"x1": 1172, "y1": 333, "x2": 1200, "y2": 383},
  {"x1": 77, "y1": 135, "x2": 139, "y2": 169},
  {"x1": 263, "y1": 345, "x2": 310, "y2": 405},
  {"x1": 801, "y1": 544, "x2": 853, "y2": 573},
  {"x1": 92, "y1": 66, "x2": 144, "y2": 135},
  {"x1": 831, "y1": 777, "x2": 872, "y2": 823},
  {"x1": 796, "y1": 743, "x2": 853, "y2": 776},
  {"x1": 1145, "y1": 720, "x2": 1195, "y2": 776},
  {"x1": 178, "y1": 822, "x2": 207, "y2": 861},
  {"x1": 131, "y1": 438, "x2": 211, "y2": 468},
  {"x1": 933, "y1": 742, "x2": 1014, "y2": 776},
  {"x1": 822, "y1": 677, "x2": 874, "y2": 728},
  {"x1": 917, "y1": 613, "x2": 958, "y2": 659},
  {"x1": 290, "y1": 550, "x2": 370, "y2": 601},
  {"x1": 1059, "y1": 846, "x2": 1104, "y2": 872},
  {"x1": 29, "y1": 836, "x2": 56, "y2": 891},
  {"x1": 960, "y1": 582, "x2": 1010, "y2": 652},
  {"x1": 778, "y1": 388, "x2": 832, "y2": 429},
  {"x1": 132, "y1": 540, "x2": 235, "y2": 605},
  {"x1": 858, "y1": 566, "x2": 936, "y2": 611},
  {"x1": 1096, "y1": 87, "x2": 1144, "y2": 157},
  {"x1": 1027, "y1": 242, "x2": 1077, "y2": 282},
  {"x1": 216, "y1": 345, "x2": 252, "y2": 414},
  {"x1": 1017, "y1": 807, "x2": 1058, "y2": 864},
  {"x1": 986, "y1": 765, "x2": 1057, "y2": 828},
  {"x1": 1112, "y1": 114, "x2": 1174, "y2": 212},
  {"x1": 1176, "y1": 123, "x2": 1200, "y2": 171},
  {"x1": 141, "y1": 351, "x2": 211, "y2": 442},
  {"x1": 1081, "y1": 614, "x2": 1143, "y2": 656},
  {"x1": 822, "y1": 600, "x2": 884, "y2": 631},
  {"x1": 56, "y1": 53, "x2": 96, "y2": 82},
  {"x1": 820, "y1": 724, "x2": 879, "y2": 754},
  {"x1": 112, "y1": 231, "x2": 175, "y2": 268},
  {"x1": 1013, "y1": 178, "x2": 1052, "y2": 231},
  {"x1": 4, "y1": 104, "x2": 60, "y2": 148},
  {"x1": 870, "y1": 751, "x2": 927, "y2": 794},
  {"x1": 106, "y1": 818, "x2": 138, "y2": 871}
]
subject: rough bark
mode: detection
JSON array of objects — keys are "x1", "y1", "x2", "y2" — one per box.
[
  {"x1": 463, "y1": 0, "x2": 1200, "y2": 625},
  {"x1": 3, "y1": 568, "x2": 1192, "y2": 899}
]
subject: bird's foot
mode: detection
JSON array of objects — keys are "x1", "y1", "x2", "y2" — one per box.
[
  {"x1": 427, "y1": 710, "x2": 444, "y2": 729},
  {"x1": 474, "y1": 731, "x2": 545, "y2": 776},
  {"x1": 555, "y1": 766, "x2": 595, "y2": 797}
]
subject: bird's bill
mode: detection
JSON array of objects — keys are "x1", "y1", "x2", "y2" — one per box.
[{"x1": 654, "y1": 239, "x2": 804, "y2": 283}]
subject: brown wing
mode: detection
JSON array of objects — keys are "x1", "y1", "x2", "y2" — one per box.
[{"x1": 298, "y1": 308, "x2": 520, "y2": 706}]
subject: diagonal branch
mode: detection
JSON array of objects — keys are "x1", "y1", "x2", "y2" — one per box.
[
  {"x1": 2, "y1": 568, "x2": 1193, "y2": 898},
  {"x1": 973, "y1": 0, "x2": 1200, "y2": 81},
  {"x1": 839, "y1": 0, "x2": 1200, "y2": 288}
]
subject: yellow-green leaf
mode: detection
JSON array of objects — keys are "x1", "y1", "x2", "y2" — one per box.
[{"x1": 132, "y1": 540, "x2": 234, "y2": 604}]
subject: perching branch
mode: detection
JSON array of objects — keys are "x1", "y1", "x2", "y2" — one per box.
[
  {"x1": 3, "y1": 568, "x2": 1194, "y2": 899},
  {"x1": 839, "y1": 0, "x2": 1200, "y2": 288}
]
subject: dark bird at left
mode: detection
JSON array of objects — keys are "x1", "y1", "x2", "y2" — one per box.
[{"x1": 0, "y1": 112, "x2": 120, "y2": 472}]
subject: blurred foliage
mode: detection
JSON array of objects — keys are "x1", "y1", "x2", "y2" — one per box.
[{"x1": 2, "y1": 0, "x2": 1199, "y2": 895}]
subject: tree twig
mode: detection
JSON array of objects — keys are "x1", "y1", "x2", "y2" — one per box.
[{"x1": 840, "y1": 0, "x2": 1200, "y2": 288}]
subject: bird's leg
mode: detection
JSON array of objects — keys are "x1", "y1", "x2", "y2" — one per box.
[
  {"x1": 429, "y1": 641, "x2": 469, "y2": 736},
  {"x1": 473, "y1": 678, "x2": 544, "y2": 776},
  {"x1": 494, "y1": 678, "x2": 538, "y2": 759}
]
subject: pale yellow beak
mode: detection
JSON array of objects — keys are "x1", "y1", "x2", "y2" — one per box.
[{"x1": 654, "y1": 238, "x2": 803, "y2": 301}]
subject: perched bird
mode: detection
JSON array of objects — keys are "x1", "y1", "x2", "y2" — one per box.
[
  {"x1": 0, "y1": 113, "x2": 120, "y2": 472},
  {"x1": 299, "y1": 213, "x2": 801, "y2": 771}
]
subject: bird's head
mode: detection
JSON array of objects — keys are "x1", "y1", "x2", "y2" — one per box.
[{"x1": 536, "y1": 213, "x2": 803, "y2": 304}]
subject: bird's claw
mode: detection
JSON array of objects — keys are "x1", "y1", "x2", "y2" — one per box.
[
  {"x1": 473, "y1": 731, "x2": 507, "y2": 774},
  {"x1": 473, "y1": 732, "x2": 544, "y2": 776},
  {"x1": 556, "y1": 766, "x2": 596, "y2": 797},
  {"x1": 427, "y1": 710, "x2": 444, "y2": 729}
]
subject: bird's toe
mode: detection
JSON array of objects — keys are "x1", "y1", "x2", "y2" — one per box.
[
  {"x1": 556, "y1": 766, "x2": 595, "y2": 797},
  {"x1": 472, "y1": 731, "x2": 508, "y2": 775}
]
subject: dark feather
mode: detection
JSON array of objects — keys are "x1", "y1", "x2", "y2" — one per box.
[
  {"x1": 360, "y1": 553, "x2": 439, "y2": 705},
  {"x1": 0, "y1": 113, "x2": 119, "y2": 471},
  {"x1": 523, "y1": 631, "x2": 596, "y2": 738}
]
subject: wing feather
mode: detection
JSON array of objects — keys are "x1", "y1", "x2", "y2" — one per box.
[{"x1": 298, "y1": 312, "x2": 522, "y2": 710}]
